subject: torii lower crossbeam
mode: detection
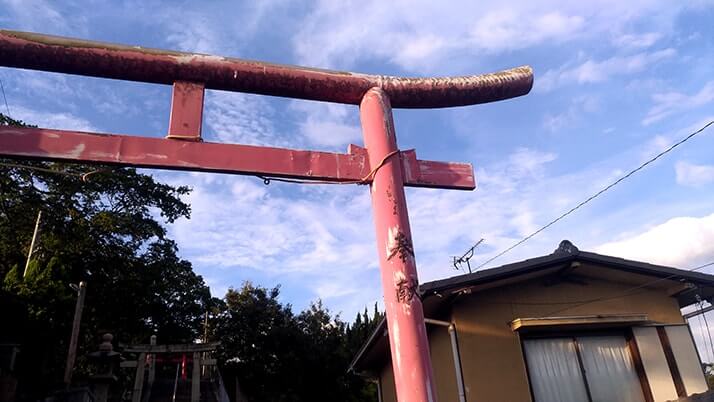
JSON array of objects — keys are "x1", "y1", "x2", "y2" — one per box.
[{"x1": 0, "y1": 126, "x2": 475, "y2": 190}]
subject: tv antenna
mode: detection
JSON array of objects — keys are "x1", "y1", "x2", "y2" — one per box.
[{"x1": 452, "y1": 238, "x2": 484, "y2": 274}]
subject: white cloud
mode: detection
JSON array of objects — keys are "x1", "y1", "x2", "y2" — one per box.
[
  {"x1": 163, "y1": 12, "x2": 227, "y2": 55},
  {"x1": 298, "y1": 120, "x2": 361, "y2": 149},
  {"x1": 505, "y1": 148, "x2": 558, "y2": 178},
  {"x1": 612, "y1": 32, "x2": 662, "y2": 48},
  {"x1": 291, "y1": 101, "x2": 361, "y2": 150},
  {"x1": 537, "y1": 48, "x2": 676, "y2": 92},
  {"x1": 167, "y1": 172, "x2": 379, "y2": 311},
  {"x1": 643, "y1": 81, "x2": 714, "y2": 125},
  {"x1": 543, "y1": 95, "x2": 600, "y2": 132},
  {"x1": 165, "y1": 114, "x2": 713, "y2": 317},
  {"x1": 295, "y1": 0, "x2": 696, "y2": 72},
  {"x1": 166, "y1": 146, "x2": 565, "y2": 312},
  {"x1": 0, "y1": 0, "x2": 85, "y2": 35},
  {"x1": 203, "y1": 91, "x2": 284, "y2": 146},
  {"x1": 676, "y1": 161, "x2": 714, "y2": 187},
  {"x1": 11, "y1": 105, "x2": 96, "y2": 131},
  {"x1": 469, "y1": 10, "x2": 584, "y2": 53},
  {"x1": 597, "y1": 213, "x2": 714, "y2": 268},
  {"x1": 637, "y1": 116, "x2": 714, "y2": 164}
]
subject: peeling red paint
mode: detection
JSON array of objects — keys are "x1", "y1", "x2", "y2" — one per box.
[
  {"x1": 360, "y1": 88, "x2": 438, "y2": 402},
  {"x1": 0, "y1": 126, "x2": 475, "y2": 189},
  {"x1": 167, "y1": 81, "x2": 204, "y2": 141},
  {"x1": 0, "y1": 30, "x2": 533, "y2": 109}
]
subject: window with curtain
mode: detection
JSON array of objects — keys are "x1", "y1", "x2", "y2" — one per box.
[{"x1": 524, "y1": 335, "x2": 646, "y2": 402}]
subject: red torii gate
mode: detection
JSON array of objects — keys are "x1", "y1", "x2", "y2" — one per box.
[{"x1": 0, "y1": 30, "x2": 533, "y2": 402}]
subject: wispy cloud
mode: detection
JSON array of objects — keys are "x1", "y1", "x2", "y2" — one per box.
[
  {"x1": 643, "y1": 81, "x2": 714, "y2": 125},
  {"x1": 166, "y1": 172, "x2": 379, "y2": 313},
  {"x1": 295, "y1": 2, "x2": 592, "y2": 70},
  {"x1": 295, "y1": 0, "x2": 696, "y2": 72},
  {"x1": 637, "y1": 116, "x2": 714, "y2": 163},
  {"x1": 290, "y1": 101, "x2": 361, "y2": 150},
  {"x1": 543, "y1": 95, "x2": 600, "y2": 132},
  {"x1": 203, "y1": 91, "x2": 284, "y2": 147},
  {"x1": 469, "y1": 10, "x2": 584, "y2": 53},
  {"x1": 0, "y1": 0, "x2": 85, "y2": 35},
  {"x1": 676, "y1": 161, "x2": 714, "y2": 187},
  {"x1": 612, "y1": 32, "x2": 662, "y2": 49},
  {"x1": 537, "y1": 48, "x2": 676, "y2": 92},
  {"x1": 11, "y1": 105, "x2": 96, "y2": 131}
]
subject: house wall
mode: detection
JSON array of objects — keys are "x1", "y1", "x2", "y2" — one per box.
[
  {"x1": 378, "y1": 264, "x2": 686, "y2": 402},
  {"x1": 378, "y1": 325, "x2": 457, "y2": 402},
  {"x1": 380, "y1": 361, "x2": 396, "y2": 402}
]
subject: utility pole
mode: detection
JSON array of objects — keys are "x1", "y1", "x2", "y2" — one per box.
[
  {"x1": 203, "y1": 311, "x2": 209, "y2": 343},
  {"x1": 202, "y1": 311, "x2": 208, "y2": 377},
  {"x1": 23, "y1": 209, "x2": 41, "y2": 278},
  {"x1": 64, "y1": 281, "x2": 87, "y2": 386}
]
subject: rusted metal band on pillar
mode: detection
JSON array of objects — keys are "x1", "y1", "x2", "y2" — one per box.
[{"x1": 0, "y1": 30, "x2": 533, "y2": 108}]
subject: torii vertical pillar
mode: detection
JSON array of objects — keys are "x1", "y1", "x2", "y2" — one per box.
[{"x1": 361, "y1": 88, "x2": 436, "y2": 402}]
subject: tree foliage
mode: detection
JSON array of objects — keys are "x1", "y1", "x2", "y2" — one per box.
[
  {"x1": 1, "y1": 113, "x2": 383, "y2": 401},
  {"x1": 0, "y1": 113, "x2": 212, "y2": 395},
  {"x1": 214, "y1": 282, "x2": 384, "y2": 402}
]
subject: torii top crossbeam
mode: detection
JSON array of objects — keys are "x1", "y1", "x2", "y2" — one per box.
[
  {"x1": 0, "y1": 30, "x2": 533, "y2": 402},
  {"x1": 0, "y1": 30, "x2": 532, "y2": 108}
]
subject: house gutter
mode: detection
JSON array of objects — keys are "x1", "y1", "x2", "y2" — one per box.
[
  {"x1": 425, "y1": 318, "x2": 467, "y2": 402},
  {"x1": 375, "y1": 379, "x2": 383, "y2": 402}
]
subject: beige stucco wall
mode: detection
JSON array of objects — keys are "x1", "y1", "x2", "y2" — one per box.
[
  {"x1": 379, "y1": 326, "x2": 457, "y2": 402},
  {"x1": 380, "y1": 360, "x2": 396, "y2": 402},
  {"x1": 379, "y1": 265, "x2": 686, "y2": 402}
]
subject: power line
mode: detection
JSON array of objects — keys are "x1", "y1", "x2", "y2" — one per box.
[
  {"x1": 0, "y1": 77, "x2": 9, "y2": 116},
  {"x1": 474, "y1": 260, "x2": 714, "y2": 308},
  {"x1": 697, "y1": 312, "x2": 713, "y2": 361},
  {"x1": 540, "y1": 260, "x2": 714, "y2": 316},
  {"x1": 471, "y1": 120, "x2": 714, "y2": 271},
  {"x1": 700, "y1": 300, "x2": 714, "y2": 361},
  {"x1": 0, "y1": 161, "x2": 105, "y2": 181}
]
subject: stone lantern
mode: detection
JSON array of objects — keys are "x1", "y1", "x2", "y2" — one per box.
[{"x1": 87, "y1": 334, "x2": 120, "y2": 402}]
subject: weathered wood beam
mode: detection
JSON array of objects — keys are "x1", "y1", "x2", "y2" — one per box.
[
  {"x1": 191, "y1": 352, "x2": 201, "y2": 402},
  {"x1": 122, "y1": 342, "x2": 220, "y2": 353},
  {"x1": 131, "y1": 353, "x2": 146, "y2": 402},
  {"x1": 0, "y1": 127, "x2": 476, "y2": 190},
  {"x1": 0, "y1": 30, "x2": 533, "y2": 109}
]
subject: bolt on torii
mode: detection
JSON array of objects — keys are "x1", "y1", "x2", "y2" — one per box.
[{"x1": 0, "y1": 30, "x2": 533, "y2": 402}]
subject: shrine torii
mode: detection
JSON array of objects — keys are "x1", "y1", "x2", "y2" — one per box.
[{"x1": 0, "y1": 30, "x2": 533, "y2": 402}]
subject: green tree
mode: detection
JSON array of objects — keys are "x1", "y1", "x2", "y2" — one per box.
[
  {"x1": 0, "y1": 113, "x2": 211, "y2": 395},
  {"x1": 213, "y1": 282, "x2": 382, "y2": 402},
  {"x1": 214, "y1": 283, "x2": 299, "y2": 401}
]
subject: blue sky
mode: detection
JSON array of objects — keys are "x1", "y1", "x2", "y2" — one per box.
[{"x1": 2, "y1": 0, "x2": 714, "y2": 336}]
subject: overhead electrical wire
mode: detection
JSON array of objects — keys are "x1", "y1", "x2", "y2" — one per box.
[
  {"x1": 473, "y1": 261, "x2": 714, "y2": 309},
  {"x1": 540, "y1": 260, "x2": 714, "y2": 316},
  {"x1": 697, "y1": 312, "x2": 714, "y2": 361},
  {"x1": 470, "y1": 119, "x2": 714, "y2": 271},
  {"x1": 0, "y1": 161, "x2": 105, "y2": 181},
  {"x1": 699, "y1": 301, "x2": 714, "y2": 361},
  {"x1": 0, "y1": 77, "x2": 10, "y2": 116}
]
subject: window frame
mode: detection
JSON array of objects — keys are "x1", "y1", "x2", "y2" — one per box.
[{"x1": 519, "y1": 328, "x2": 654, "y2": 402}]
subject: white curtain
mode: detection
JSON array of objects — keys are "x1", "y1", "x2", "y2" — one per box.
[
  {"x1": 578, "y1": 336, "x2": 645, "y2": 402},
  {"x1": 523, "y1": 338, "x2": 589, "y2": 402}
]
